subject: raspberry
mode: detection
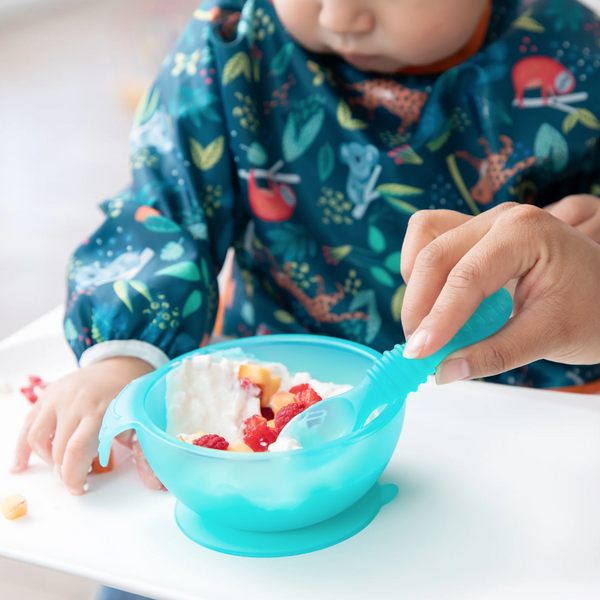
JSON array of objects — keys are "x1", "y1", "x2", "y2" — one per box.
[
  {"x1": 239, "y1": 376, "x2": 253, "y2": 389},
  {"x1": 274, "y1": 402, "x2": 303, "y2": 433},
  {"x1": 243, "y1": 422, "x2": 278, "y2": 452},
  {"x1": 260, "y1": 406, "x2": 275, "y2": 421},
  {"x1": 294, "y1": 388, "x2": 322, "y2": 409},
  {"x1": 239, "y1": 377, "x2": 261, "y2": 395},
  {"x1": 28, "y1": 375, "x2": 47, "y2": 388},
  {"x1": 193, "y1": 434, "x2": 230, "y2": 451},
  {"x1": 289, "y1": 383, "x2": 310, "y2": 395},
  {"x1": 20, "y1": 387, "x2": 38, "y2": 404},
  {"x1": 242, "y1": 414, "x2": 266, "y2": 435}
]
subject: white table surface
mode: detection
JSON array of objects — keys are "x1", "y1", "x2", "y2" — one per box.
[{"x1": 1, "y1": 308, "x2": 600, "y2": 600}]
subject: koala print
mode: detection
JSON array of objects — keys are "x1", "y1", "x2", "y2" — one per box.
[{"x1": 340, "y1": 143, "x2": 382, "y2": 219}]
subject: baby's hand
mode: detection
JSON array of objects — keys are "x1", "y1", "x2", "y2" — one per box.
[
  {"x1": 400, "y1": 203, "x2": 600, "y2": 382},
  {"x1": 11, "y1": 357, "x2": 154, "y2": 495},
  {"x1": 545, "y1": 194, "x2": 600, "y2": 243}
]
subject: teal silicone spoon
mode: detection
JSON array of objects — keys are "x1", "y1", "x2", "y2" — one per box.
[{"x1": 277, "y1": 287, "x2": 513, "y2": 449}]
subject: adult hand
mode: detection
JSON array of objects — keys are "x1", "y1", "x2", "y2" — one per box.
[{"x1": 400, "y1": 203, "x2": 600, "y2": 384}]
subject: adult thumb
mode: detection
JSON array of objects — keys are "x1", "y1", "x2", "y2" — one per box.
[{"x1": 434, "y1": 310, "x2": 555, "y2": 385}]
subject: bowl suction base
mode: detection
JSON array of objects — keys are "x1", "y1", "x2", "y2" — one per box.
[{"x1": 174, "y1": 482, "x2": 398, "y2": 558}]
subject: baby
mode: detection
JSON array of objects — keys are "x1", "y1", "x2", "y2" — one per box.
[{"x1": 12, "y1": 0, "x2": 600, "y2": 495}]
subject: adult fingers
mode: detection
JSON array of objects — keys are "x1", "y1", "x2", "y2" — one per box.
[
  {"x1": 545, "y1": 195, "x2": 598, "y2": 227},
  {"x1": 401, "y1": 204, "x2": 517, "y2": 339},
  {"x1": 403, "y1": 205, "x2": 549, "y2": 359},
  {"x1": 10, "y1": 402, "x2": 41, "y2": 473},
  {"x1": 574, "y1": 212, "x2": 600, "y2": 244},
  {"x1": 25, "y1": 406, "x2": 57, "y2": 465},
  {"x1": 401, "y1": 210, "x2": 472, "y2": 284},
  {"x1": 435, "y1": 305, "x2": 560, "y2": 384},
  {"x1": 61, "y1": 418, "x2": 101, "y2": 495}
]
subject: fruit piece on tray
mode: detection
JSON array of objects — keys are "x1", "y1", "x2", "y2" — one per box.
[
  {"x1": 1, "y1": 494, "x2": 28, "y2": 520},
  {"x1": 19, "y1": 375, "x2": 49, "y2": 404},
  {"x1": 90, "y1": 453, "x2": 115, "y2": 474}
]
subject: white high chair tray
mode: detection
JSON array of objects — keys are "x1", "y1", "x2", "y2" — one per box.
[{"x1": 1, "y1": 308, "x2": 599, "y2": 600}]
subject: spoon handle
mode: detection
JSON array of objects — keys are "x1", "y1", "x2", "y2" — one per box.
[{"x1": 365, "y1": 288, "x2": 513, "y2": 402}]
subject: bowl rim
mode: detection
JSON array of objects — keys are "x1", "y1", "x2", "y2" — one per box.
[{"x1": 137, "y1": 334, "x2": 406, "y2": 460}]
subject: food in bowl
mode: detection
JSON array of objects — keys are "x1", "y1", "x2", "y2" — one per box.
[{"x1": 165, "y1": 353, "x2": 351, "y2": 452}]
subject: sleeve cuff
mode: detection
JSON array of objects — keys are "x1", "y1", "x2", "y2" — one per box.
[{"x1": 78, "y1": 340, "x2": 170, "y2": 370}]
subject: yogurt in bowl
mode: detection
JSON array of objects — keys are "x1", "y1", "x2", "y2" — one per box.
[{"x1": 165, "y1": 352, "x2": 352, "y2": 453}]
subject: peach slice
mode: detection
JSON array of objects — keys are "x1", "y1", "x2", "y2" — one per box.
[
  {"x1": 238, "y1": 364, "x2": 271, "y2": 387},
  {"x1": 227, "y1": 439, "x2": 253, "y2": 453},
  {"x1": 177, "y1": 431, "x2": 207, "y2": 444},
  {"x1": 272, "y1": 391, "x2": 295, "y2": 412},
  {"x1": 261, "y1": 375, "x2": 281, "y2": 407},
  {"x1": 1, "y1": 494, "x2": 27, "y2": 520}
]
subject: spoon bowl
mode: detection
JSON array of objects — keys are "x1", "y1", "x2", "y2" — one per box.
[{"x1": 278, "y1": 288, "x2": 513, "y2": 448}]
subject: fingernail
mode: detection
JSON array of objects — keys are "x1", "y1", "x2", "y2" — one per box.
[
  {"x1": 403, "y1": 329, "x2": 428, "y2": 359},
  {"x1": 54, "y1": 464, "x2": 63, "y2": 481},
  {"x1": 436, "y1": 358, "x2": 471, "y2": 385},
  {"x1": 83, "y1": 483, "x2": 89, "y2": 493}
]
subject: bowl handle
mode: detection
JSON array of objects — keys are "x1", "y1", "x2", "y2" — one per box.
[{"x1": 98, "y1": 374, "x2": 150, "y2": 467}]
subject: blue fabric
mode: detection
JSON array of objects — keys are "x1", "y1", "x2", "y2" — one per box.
[
  {"x1": 65, "y1": 0, "x2": 600, "y2": 388},
  {"x1": 97, "y1": 586, "x2": 154, "y2": 600}
]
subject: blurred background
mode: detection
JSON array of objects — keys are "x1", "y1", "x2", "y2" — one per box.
[
  {"x1": 2, "y1": 0, "x2": 600, "y2": 598},
  {"x1": 0, "y1": 2, "x2": 199, "y2": 598},
  {"x1": 0, "y1": 0, "x2": 199, "y2": 343}
]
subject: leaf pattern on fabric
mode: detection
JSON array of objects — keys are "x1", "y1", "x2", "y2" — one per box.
[
  {"x1": 275, "y1": 309, "x2": 296, "y2": 324},
  {"x1": 534, "y1": 123, "x2": 569, "y2": 173},
  {"x1": 370, "y1": 266, "x2": 395, "y2": 288},
  {"x1": 512, "y1": 8, "x2": 545, "y2": 32},
  {"x1": 190, "y1": 136, "x2": 225, "y2": 171},
  {"x1": 183, "y1": 290, "x2": 203, "y2": 318},
  {"x1": 133, "y1": 87, "x2": 160, "y2": 126},
  {"x1": 384, "y1": 252, "x2": 402, "y2": 274},
  {"x1": 64, "y1": 318, "x2": 78, "y2": 342},
  {"x1": 318, "y1": 143, "x2": 335, "y2": 182},
  {"x1": 222, "y1": 52, "x2": 251, "y2": 85},
  {"x1": 349, "y1": 290, "x2": 381, "y2": 344},
  {"x1": 269, "y1": 43, "x2": 294, "y2": 76},
  {"x1": 266, "y1": 224, "x2": 317, "y2": 263},
  {"x1": 156, "y1": 262, "x2": 201, "y2": 281},
  {"x1": 113, "y1": 280, "x2": 133, "y2": 312},
  {"x1": 391, "y1": 285, "x2": 406, "y2": 323},
  {"x1": 129, "y1": 280, "x2": 153, "y2": 303},
  {"x1": 337, "y1": 99, "x2": 367, "y2": 130},
  {"x1": 368, "y1": 225, "x2": 386, "y2": 253},
  {"x1": 282, "y1": 109, "x2": 325, "y2": 162},
  {"x1": 160, "y1": 241, "x2": 185, "y2": 261},
  {"x1": 143, "y1": 215, "x2": 181, "y2": 233}
]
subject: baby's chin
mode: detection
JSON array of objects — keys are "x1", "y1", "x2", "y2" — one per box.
[{"x1": 336, "y1": 52, "x2": 407, "y2": 74}]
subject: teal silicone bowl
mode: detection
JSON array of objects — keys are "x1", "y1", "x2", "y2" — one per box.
[{"x1": 98, "y1": 335, "x2": 405, "y2": 534}]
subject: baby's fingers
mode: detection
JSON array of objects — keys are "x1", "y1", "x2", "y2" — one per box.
[
  {"x1": 132, "y1": 436, "x2": 165, "y2": 491},
  {"x1": 26, "y1": 405, "x2": 57, "y2": 465},
  {"x1": 61, "y1": 418, "x2": 100, "y2": 495},
  {"x1": 10, "y1": 403, "x2": 41, "y2": 473}
]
